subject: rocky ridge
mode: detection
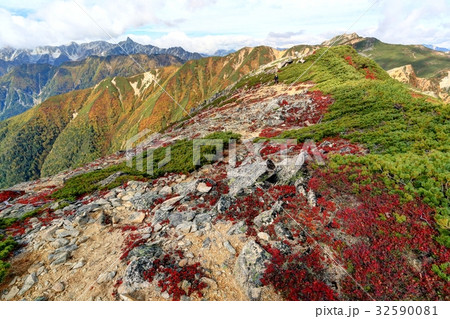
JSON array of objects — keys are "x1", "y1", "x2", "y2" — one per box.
[{"x1": 0, "y1": 81, "x2": 365, "y2": 301}]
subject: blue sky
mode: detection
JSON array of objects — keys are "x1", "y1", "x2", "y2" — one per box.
[{"x1": 0, "y1": 0, "x2": 449, "y2": 54}]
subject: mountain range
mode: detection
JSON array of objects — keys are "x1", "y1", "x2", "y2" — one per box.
[
  {"x1": 0, "y1": 34, "x2": 448, "y2": 122},
  {"x1": 0, "y1": 38, "x2": 205, "y2": 120},
  {"x1": 424, "y1": 44, "x2": 450, "y2": 53},
  {"x1": 0, "y1": 37, "x2": 202, "y2": 70}
]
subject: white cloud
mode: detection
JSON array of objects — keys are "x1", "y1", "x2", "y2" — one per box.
[
  {"x1": 0, "y1": 0, "x2": 448, "y2": 53},
  {"x1": 373, "y1": 0, "x2": 450, "y2": 46},
  {"x1": 0, "y1": 0, "x2": 166, "y2": 48}
]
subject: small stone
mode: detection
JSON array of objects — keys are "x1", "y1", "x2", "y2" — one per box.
[
  {"x1": 275, "y1": 224, "x2": 293, "y2": 240},
  {"x1": 250, "y1": 287, "x2": 262, "y2": 300},
  {"x1": 52, "y1": 282, "x2": 65, "y2": 293},
  {"x1": 181, "y1": 280, "x2": 191, "y2": 292},
  {"x1": 74, "y1": 213, "x2": 90, "y2": 226},
  {"x1": 3, "y1": 286, "x2": 19, "y2": 300},
  {"x1": 161, "y1": 196, "x2": 183, "y2": 210},
  {"x1": 119, "y1": 293, "x2": 136, "y2": 301},
  {"x1": 9, "y1": 276, "x2": 18, "y2": 286},
  {"x1": 55, "y1": 229, "x2": 80, "y2": 238},
  {"x1": 196, "y1": 182, "x2": 212, "y2": 193},
  {"x1": 153, "y1": 223, "x2": 163, "y2": 232},
  {"x1": 257, "y1": 232, "x2": 270, "y2": 241},
  {"x1": 50, "y1": 238, "x2": 69, "y2": 249},
  {"x1": 217, "y1": 195, "x2": 232, "y2": 213},
  {"x1": 159, "y1": 186, "x2": 173, "y2": 196},
  {"x1": 28, "y1": 262, "x2": 44, "y2": 274},
  {"x1": 72, "y1": 258, "x2": 86, "y2": 269},
  {"x1": 77, "y1": 236, "x2": 90, "y2": 244},
  {"x1": 34, "y1": 296, "x2": 48, "y2": 301},
  {"x1": 18, "y1": 273, "x2": 38, "y2": 295},
  {"x1": 161, "y1": 291, "x2": 170, "y2": 299},
  {"x1": 183, "y1": 211, "x2": 196, "y2": 221},
  {"x1": 307, "y1": 189, "x2": 316, "y2": 207},
  {"x1": 202, "y1": 237, "x2": 211, "y2": 249},
  {"x1": 97, "y1": 271, "x2": 117, "y2": 284},
  {"x1": 179, "y1": 259, "x2": 188, "y2": 267},
  {"x1": 121, "y1": 194, "x2": 134, "y2": 201},
  {"x1": 185, "y1": 252, "x2": 194, "y2": 258},
  {"x1": 112, "y1": 216, "x2": 121, "y2": 224},
  {"x1": 224, "y1": 241, "x2": 236, "y2": 254},
  {"x1": 200, "y1": 277, "x2": 217, "y2": 290},
  {"x1": 183, "y1": 240, "x2": 193, "y2": 247},
  {"x1": 176, "y1": 222, "x2": 192, "y2": 234},
  {"x1": 128, "y1": 212, "x2": 146, "y2": 224},
  {"x1": 50, "y1": 252, "x2": 69, "y2": 266},
  {"x1": 36, "y1": 266, "x2": 45, "y2": 276}
]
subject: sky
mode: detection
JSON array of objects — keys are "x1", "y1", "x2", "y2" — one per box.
[{"x1": 0, "y1": 0, "x2": 449, "y2": 54}]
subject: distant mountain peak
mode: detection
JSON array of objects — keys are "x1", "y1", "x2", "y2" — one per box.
[
  {"x1": 213, "y1": 49, "x2": 236, "y2": 57},
  {"x1": 0, "y1": 39, "x2": 202, "y2": 67},
  {"x1": 321, "y1": 33, "x2": 363, "y2": 46},
  {"x1": 423, "y1": 44, "x2": 450, "y2": 53}
]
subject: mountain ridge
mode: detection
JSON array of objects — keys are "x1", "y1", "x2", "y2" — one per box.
[{"x1": 0, "y1": 37, "x2": 202, "y2": 71}]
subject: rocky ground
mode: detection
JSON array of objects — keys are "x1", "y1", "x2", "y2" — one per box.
[
  {"x1": 0, "y1": 82, "x2": 348, "y2": 301},
  {"x1": 2, "y1": 79, "x2": 436, "y2": 302}
]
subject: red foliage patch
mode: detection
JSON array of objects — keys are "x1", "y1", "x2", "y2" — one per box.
[
  {"x1": 143, "y1": 253, "x2": 208, "y2": 301},
  {"x1": 365, "y1": 68, "x2": 376, "y2": 80},
  {"x1": 119, "y1": 225, "x2": 150, "y2": 260},
  {"x1": 0, "y1": 190, "x2": 25, "y2": 202},
  {"x1": 262, "y1": 245, "x2": 337, "y2": 301},
  {"x1": 214, "y1": 159, "x2": 448, "y2": 300},
  {"x1": 16, "y1": 189, "x2": 55, "y2": 206},
  {"x1": 259, "y1": 128, "x2": 283, "y2": 138},
  {"x1": 307, "y1": 166, "x2": 449, "y2": 300},
  {"x1": 345, "y1": 56, "x2": 355, "y2": 67}
]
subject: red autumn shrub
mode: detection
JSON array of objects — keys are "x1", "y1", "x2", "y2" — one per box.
[
  {"x1": 259, "y1": 128, "x2": 282, "y2": 138},
  {"x1": 0, "y1": 190, "x2": 25, "y2": 202},
  {"x1": 279, "y1": 99, "x2": 289, "y2": 107},
  {"x1": 345, "y1": 56, "x2": 354, "y2": 66},
  {"x1": 307, "y1": 166, "x2": 449, "y2": 300},
  {"x1": 261, "y1": 245, "x2": 337, "y2": 301},
  {"x1": 16, "y1": 190, "x2": 55, "y2": 206},
  {"x1": 143, "y1": 253, "x2": 208, "y2": 300},
  {"x1": 365, "y1": 68, "x2": 376, "y2": 80}
]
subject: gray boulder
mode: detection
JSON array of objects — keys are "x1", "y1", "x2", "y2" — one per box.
[
  {"x1": 276, "y1": 152, "x2": 306, "y2": 184},
  {"x1": 131, "y1": 192, "x2": 161, "y2": 210},
  {"x1": 227, "y1": 160, "x2": 276, "y2": 196},
  {"x1": 18, "y1": 272, "x2": 38, "y2": 295},
  {"x1": 253, "y1": 201, "x2": 283, "y2": 227},
  {"x1": 234, "y1": 240, "x2": 271, "y2": 300}
]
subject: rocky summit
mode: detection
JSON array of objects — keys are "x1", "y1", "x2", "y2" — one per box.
[{"x1": 0, "y1": 44, "x2": 449, "y2": 301}]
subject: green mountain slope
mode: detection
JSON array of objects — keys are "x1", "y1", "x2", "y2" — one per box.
[
  {"x1": 354, "y1": 38, "x2": 450, "y2": 79},
  {"x1": 323, "y1": 33, "x2": 450, "y2": 80}
]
